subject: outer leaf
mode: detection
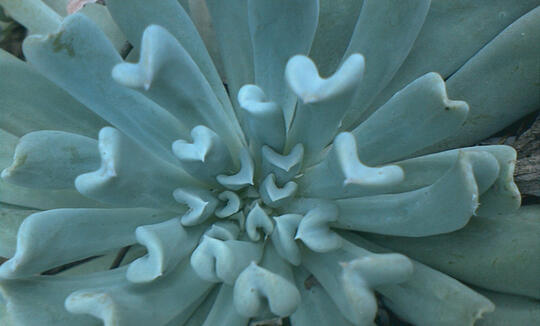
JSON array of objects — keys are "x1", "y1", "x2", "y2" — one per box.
[
  {"x1": 0, "y1": 49, "x2": 105, "y2": 138},
  {"x1": 341, "y1": 0, "x2": 430, "y2": 129},
  {"x1": 248, "y1": 0, "x2": 319, "y2": 125},
  {"x1": 1, "y1": 131, "x2": 99, "y2": 189},
  {"x1": 0, "y1": 208, "x2": 176, "y2": 278},
  {"x1": 344, "y1": 234, "x2": 494, "y2": 326},
  {"x1": 369, "y1": 0, "x2": 540, "y2": 114},
  {"x1": 428, "y1": 6, "x2": 540, "y2": 151},
  {"x1": 364, "y1": 205, "x2": 540, "y2": 299},
  {"x1": 106, "y1": 0, "x2": 239, "y2": 128},
  {"x1": 23, "y1": 14, "x2": 186, "y2": 164}
]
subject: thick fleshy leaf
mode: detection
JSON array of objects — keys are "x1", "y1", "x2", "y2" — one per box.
[
  {"x1": 181, "y1": 286, "x2": 219, "y2": 326},
  {"x1": 0, "y1": 129, "x2": 18, "y2": 169},
  {"x1": 0, "y1": 179, "x2": 106, "y2": 210},
  {"x1": 301, "y1": 239, "x2": 413, "y2": 325},
  {"x1": 75, "y1": 127, "x2": 199, "y2": 210},
  {"x1": 1, "y1": 131, "x2": 99, "y2": 189},
  {"x1": 475, "y1": 289, "x2": 540, "y2": 326},
  {"x1": 66, "y1": 260, "x2": 214, "y2": 326},
  {"x1": 369, "y1": 0, "x2": 540, "y2": 115},
  {"x1": 0, "y1": 208, "x2": 175, "y2": 278},
  {"x1": 105, "y1": 0, "x2": 238, "y2": 126},
  {"x1": 205, "y1": 0, "x2": 254, "y2": 112},
  {"x1": 271, "y1": 214, "x2": 303, "y2": 266},
  {"x1": 297, "y1": 132, "x2": 404, "y2": 199},
  {"x1": 78, "y1": 3, "x2": 126, "y2": 51},
  {"x1": 394, "y1": 145, "x2": 520, "y2": 216},
  {"x1": 23, "y1": 14, "x2": 186, "y2": 163},
  {"x1": 238, "y1": 85, "x2": 286, "y2": 156},
  {"x1": 352, "y1": 72, "x2": 469, "y2": 165},
  {"x1": 364, "y1": 205, "x2": 540, "y2": 299},
  {"x1": 233, "y1": 262, "x2": 300, "y2": 318},
  {"x1": 0, "y1": 204, "x2": 37, "y2": 258},
  {"x1": 344, "y1": 234, "x2": 495, "y2": 326},
  {"x1": 0, "y1": 269, "x2": 125, "y2": 326},
  {"x1": 334, "y1": 151, "x2": 497, "y2": 236},
  {"x1": 248, "y1": 0, "x2": 319, "y2": 125},
  {"x1": 308, "y1": 0, "x2": 363, "y2": 77},
  {"x1": 172, "y1": 125, "x2": 235, "y2": 186},
  {"x1": 341, "y1": 0, "x2": 430, "y2": 129},
  {"x1": 428, "y1": 6, "x2": 540, "y2": 151},
  {"x1": 291, "y1": 266, "x2": 355, "y2": 326},
  {"x1": 127, "y1": 218, "x2": 206, "y2": 283},
  {"x1": 191, "y1": 236, "x2": 263, "y2": 285},
  {"x1": 0, "y1": 49, "x2": 105, "y2": 138},
  {"x1": 285, "y1": 54, "x2": 365, "y2": 164},
  {"x1": 0, "y1": 0, "x2": 61, "y2": 34},
  {"x1": 202, "y1": 284, "x2": 249, "y2": 326},
  {"x1": 112, "y1": 25, "x2": 244, "y2": 157}
]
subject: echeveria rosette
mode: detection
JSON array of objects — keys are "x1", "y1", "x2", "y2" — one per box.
[{"x1": 0, "y1": 0, "x2": 539, "y2": 325}]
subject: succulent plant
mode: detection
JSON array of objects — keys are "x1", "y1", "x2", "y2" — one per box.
[{"x1": 0, "y1": 0, "x2": 539, "y2": 325}]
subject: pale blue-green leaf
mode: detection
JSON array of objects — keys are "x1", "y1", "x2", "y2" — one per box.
[
  {"x1": 66, "y1": 260, "x2": 214, "y2": 326},
  {"x1": 260, "y1": 243, "x2": 296, "y2": 288},
  {"x1": 191, "y1": 236, "x2": 263, "y2": 285},
  {"x1": 343, "y1": 233, "x2": 495, "y2": 326},
  {"x1": 0, "y1": 208, "x2": 175, "y2": 278},
  {"x1": 261, "y1": 144, "x2": 304, "y2": 186},
  {"x1": 364, "y1": 205, "x2": 540, "y2": 300},
  {"x1": 202, "y1": 284, "x2": 249, "y2": 326},
  {"x1": 0, "y1": 269, "x2": 125, "y2": 326},
  {"x1": 0, "y1": 49, "x2": 105, "y2": 138},
  {"x1": 0, "y1": 204, "x2": 37, "y2": 258},
  {"x1": 0, "y1": 129, "x2": 17, "y2": 169},
  {"x1": 238, "y1": 85, "x2": 286, "y2": 157},
  {"x1": 75, "y1": 127, "x2": 200, "y2": 210},
  {"x1": 295, "y1": 202, "x2": 342, "y2": 253},
  {"x1": 112, "y1": 25, "x2": 244, "y2": 157},
  {"x1": 271, "y1": 214, "x2": 303, "y2": 266},
  {"x1": 352, "y1": 72, "x2": 469, "y2": 166},
  {"x1": 172, "y1": 125, "x2": 235, "y2": 186},
  {"x1": 301, "y1": 239, "x2": 412, "y2": 325},
  {"x1": 369, "y1": 0, "x2": 540, "y2": 115},
  {"x1": 341, "y1": 0, "x2": 430, "y2": 129},
  {"x1": 163, "y1": 290, "x2": 212, "y2": 326},
  {"x1": 233, "y1": 261, "x2": 300, "y2": 317},
  {"x1": 397, "y1": 145, "x2": 519, "y2": 215},
  {"x1": 308, "y1": 0, "x2": 363, "y2": 77},
  {"x1": 475, "y1": 289, "x2": 540, "y2": 326},
  {"x1": 183, "y1": 286, "x2": 220, "y2": 326},
  {"x1": 427, "y1": 6, "x2": 540, "y2": 151},
  {"x1": 105, "y1": 0, "x2": 238, "y2": 127},
  {"x1": 286, "y1": 54, "x2": 365, "y2": 165},
  {"x1": 248, "y1": 0, "x2": 319, "y2": 126},
  {"x1": 334, "y1": 151, "x2": 497, "y2": 236},
  {"x1": 290, "y1": 266, "x2": 355, "y2": 326},
  {"x1": 0, "y1": 0, "x2": 60, "y2": 34},
  {"x1": 297, "y1": 132, "x2": 403, "y2": 199},
  {"x1": 58, "y1": 245, "x2": 147, "y2": 277},
  {"x1": 78, "y1": 3, "x2": 126, "y2": 51},
  {"x1": 127, "y1": 218, "x2": 205, "y2": 283},
  {"x1": 0, "y1": 179, "x2": 106, "y2": 210},
  {"x1": 1, "y1": 131, "x2": 99, "y2": 189},
  {"x1": 204, "y1": 222, "x2": 240, "y2": 241},
  {"x1": 259, "y1": 174, "x2": 297, "y2": 209},
  {"x1": 22, "y1": 14, "x2": 185, "y2": 164},
  {"x1": 217, "y1": 148, "x2": 255, "y2": 191},
  {"x1": 205, "y1": 0, "x2": 254, "y2": 112},
  {"x1": 174, "y1": 187, "x2": 218, "y2": 226},
  {"x1": 245, "y1": 202, "x2": 274, "y2": 241}
]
